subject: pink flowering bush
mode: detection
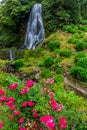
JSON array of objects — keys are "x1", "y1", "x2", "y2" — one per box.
[{"x1": 0, "y1": 76, "x2": 67, "y2": 130}]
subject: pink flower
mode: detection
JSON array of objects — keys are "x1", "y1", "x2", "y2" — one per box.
[
  {"x1": 0, "y1": 96, "x2": 6, "y2": 102},
  {"x1": 33, "y1": 113, "x2": 38, "y2": 118},
  {"x1": 58, "y1": 116, "x2": 67, "y2": 129},
  {"x1": 40, "y1": 115, "x2": 53, "y2": 123},
  {"x1": 27, "y1": 101, "x2": 34, "y2": 107},
  {"x1": 10, "y1": 105, "x2": 15, "y2": 111},
  {"x1": 0, "y1": 89, "x2": 5, "y2": 95},
  {"x1": 9, "y1": 83, "x2": 18, "y2": 90},
  {"x1": 6, "y1": 101, "x2": 14, "y2": 107},
  {"x1": 9, "y1": 115, "x2": 14, "y2": 120},
  {"x1": 50, "y1": 98, "x2": 63, "y2": 112},
  {"x1": 40, "y1": 115, "x2": 55, "y2": 130},
  {"x1": 26, "y1": 80, "x2": 35, "y2": 88},
  {"x1": 20, "y1": 87, "x2": 29, "y2": 95},
  {"x1": 19, "y1": 117, "x2": 24, "y2": 123},
  {"x1": 14, "y1": 110, "x2": 20, "y2": 116},
  {"x1": 7, "y1": 97, "x2": 15, "y2": 102},
  {"x1": 19, "y1": 127, "x2": 27, "y2": 130},
  {"x1": 57, "y1": 104, "x2": 63, "y2": 112},
  {"x1": 22, "y1": 102, "x2": 27, "y2": 107},
  {"x1": 0, "y1": 122, "x2": 4, "y2": 129},
  {"x1": 46, "y1": 78, "x2": 54, "y2": 85},
  {"x1": 32, "y1": 110, "x2": 38, "y2": 118},
  {"x1": 40, "y1": 128, "x2": 43, "y2": 130},
  {"x1": 6, "y1": 98, "x2": 15, "y2": 108},
  {"x1": 48, "y1": 91, "x2": 54, "y2": 97},
  {"x1": 46, "y1": 121, "x2": 55, "y2": 130}
]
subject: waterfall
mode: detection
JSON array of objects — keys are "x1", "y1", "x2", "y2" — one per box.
[
  {"x1": 9, "y1": 50, "x2": 14, "y2": 61},
  {"x1": 24, "y1": 4, "x2": 45, "y2": 49}
]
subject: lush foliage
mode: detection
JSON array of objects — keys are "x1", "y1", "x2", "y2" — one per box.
[
  {"x1": 59, "y1": 49, "x2": 72, "y2": 57},
  {"x1": 75, "y1": 41, "x2": 86, "y2": 51},
  {"x1": 77, "y1": 57, "x2": 87, "y2": 69},
  {"x1": 62, "y1": 26, "x2": 78, "y2": 34},
  {"x1": 40, "y1": 55, "x2": 54, "y2": 67},
  {"x1": 70, "y1": 66, "x2": 87, "y2": 82},
  {"x1": 75, "y1": 52, "x2": 86, "y2": 62},
  {"x1": 68, "y1": 37, "x2": 78, "y2": 44},
  {"x1": 42, "y1": 69, "x2": 53, "y2": 78},
  {"x1": 0, "y1": 0, "x2": 87, "y2": 47},
  {"x1": 0, "y1": 75, "x2": 87, "y2": 130},
  {"x1": 14, "y1": 59, "x2": 24, "y2": 69},
  {"x1": 0, "y1": 76, "x2": 67, "y2": 130},
  {"x1": 48, "y1": 40, "x2": 60, "y2": 51}
]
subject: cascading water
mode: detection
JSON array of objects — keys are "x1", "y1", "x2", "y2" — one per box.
[
  {"x1": 9, "y1": 50, "x2": 14, "y2": 61},
  {"x1": 24, "y1": 4, "x2": 45, "y2": 49}
]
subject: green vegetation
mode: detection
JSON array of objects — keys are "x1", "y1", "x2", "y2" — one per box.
[
  {"x1": 48, "y1": 40, "x2": 60, "y2": 51},
  {"x1": 0, "y1": 74, "x2": 87, "y2": 129},
  {"x1": 62, "y1": 25, "x2": 78, "y2": 34},
  {"x1": 40, "y1": 55, "x2": 54, "y2": 67},
  {"x1": 0, "y1": 0, "x2": 87, "y2": 47},
  {"x1": 0, "y1": 0, "x2": 87, "y2": 129},
  {"x1": 59, "y1": 49, "x2": 72, "y2": 57},
  {"x1": 70, "y1": 66, "x2": 87, "y2": 82},
  {"x1": 75, "y1": 41, "x2": 86, "y2": 51},
  {"x1": 68, "y1": 37, "x2": 78, "y2": 44},
  {"x1": 41, "y1": 69, "x2": 53, "y2": 78},
  {"x1": 77, "y1": 57, "x2": 87, "y2": 69},
  {"x1": 75, "y1": 52, "x2": 86, "y2": 62},
  {"x1": 52, "y1": 64, "x2": 64, "y2": 74},
  {"x1": 14, "y1": 59, "x2": 24, "y2": 69}
]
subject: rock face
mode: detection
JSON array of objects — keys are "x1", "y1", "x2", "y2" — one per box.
[{"x1": 24, "y1": 4, "x2": 45, "y2": 49}]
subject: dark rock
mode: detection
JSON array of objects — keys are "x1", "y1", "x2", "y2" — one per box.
[
  {"x1": 35, "y1": 73, "x2": 41, "y2": 80},
  {"x1": 5, "y1": 63, "x2": 15, "y2": 73}
]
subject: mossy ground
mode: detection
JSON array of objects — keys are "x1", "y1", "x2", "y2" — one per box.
[{"x1": 0, "y1": 29, "x2": 87, "y2": 129}]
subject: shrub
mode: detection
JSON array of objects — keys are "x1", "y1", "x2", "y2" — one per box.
[
  {"x1": 77, "y1": 57, "x2": 87, "y2": 69},
  {"x1": 48, "y1": 40, "x2": 60, "y2": 51},
  {"x1": 73, "y1": 33, "x2": 80, "y2": 39},
  {"x1": 52, "y1": 64, "x2": 64, "y2": 74},
  {"x1": 75, "y1": 41, "x2": 85, "y2": 51},
  {"x1": 79, "y1": 25, "x2": 87, "y2": 32},
  {"x1": 0, "y1": 76, "x2": 68, "y2": 130},
  {"x1": 42, "y1": 55, "x2": 54, "y2": 67},
  {"x1": 14, "y1": 59, "x2": 24, "y2": 69},
  {"x1": 62, "y1": 25, "x2": 78, "y2": 34},
  {"x1": 68, "y1": 37, "x2": 78, "y2": 44},
  {"x1": 59, "y1": 49, "x2": 72, "y2": 57},
  {"x1": 54, "y1": 74, "x2": 64, "y2": 84},
  {"x1": 81, "y1": 20, "x2": 87, "y2": 25},
  {"x1": 70, "y1": 66, "x2": 87, "y2": 82},
  {"x1": 79, "y1": 33, "x2": 85, "y2": 38},
  {"x1": 41, "y1": 69, "x2": 53, "y2": 78},
  {"x1": 75, "y1": 52, "x2": 86, "y2": 63}
]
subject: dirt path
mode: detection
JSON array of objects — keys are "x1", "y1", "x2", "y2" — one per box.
[{"x1": 64, "y1": 77, "x2": 87, "y2": 97}]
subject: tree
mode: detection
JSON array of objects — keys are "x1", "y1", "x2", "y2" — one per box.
[
  {"x1": 81, "y1": 0, "x2": 87, "y2": 19},
  {"x1": 64, "y1": 0, "x2": 82, "y2": 23}
]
